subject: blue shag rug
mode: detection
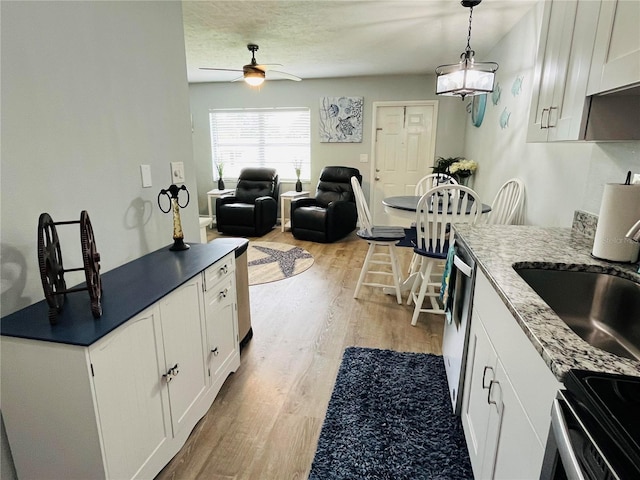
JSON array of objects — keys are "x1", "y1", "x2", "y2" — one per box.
[{"x1": 309, "y1": 347, "x2": 473, "y2": 480}]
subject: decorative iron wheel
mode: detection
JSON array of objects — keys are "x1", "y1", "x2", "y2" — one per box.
[
  {"x1": 37, "y1": 213, "x2": 66, "y2": 324},
  {"x1": 80, "y1": 210, "x2": 102, "y2": 318}
]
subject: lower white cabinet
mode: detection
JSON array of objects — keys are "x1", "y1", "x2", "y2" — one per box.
[
  {"x1": 1, "y1": 255, "x2": 240, "y2": 480},
  {"x1": 461, "y1": 270, "x2": 561, "y2": 480}
]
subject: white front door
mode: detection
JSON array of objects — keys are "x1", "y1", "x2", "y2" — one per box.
[{"x1": 371, "y1": 101, "x2": 438, "y2": 226}]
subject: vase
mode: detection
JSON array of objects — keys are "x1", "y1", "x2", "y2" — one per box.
[
  {"x1": 295, "y1": 179, "x2": 302, "y2": 192},
  {"x1": 218, "y1": 179, "x2": 225, "y2": 190}
]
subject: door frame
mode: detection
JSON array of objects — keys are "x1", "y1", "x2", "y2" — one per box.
[{"x1": 369, "y1": 100, "x2": 439, "y2": 218}]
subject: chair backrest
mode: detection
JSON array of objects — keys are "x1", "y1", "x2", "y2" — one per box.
[
  {"x1": 351, "y1": 176, "x2": 372, "y2": 235},
  {"x1": 415, "y1": 185, "x2": 482, "y2": 256},
  {"x1": 235, "y1": 167, "x2": 279, "y2": 204},
  {"x1": 485, "y1": 178, "x2": 524, "y2": 225},
  {"x1": 315, "y1": 166, "x2": 362, "y2": 207},
  {"x1": 415, "y1": 173, "x2": 458, "y2": 196}
]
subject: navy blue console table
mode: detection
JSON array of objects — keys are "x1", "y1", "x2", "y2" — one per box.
[{"x1": 1, "y1": 241, "x2": 239, "y2": 346}]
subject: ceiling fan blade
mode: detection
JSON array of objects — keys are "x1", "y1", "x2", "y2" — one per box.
[
  {"x1": 268, "y1": 70, "x2": 302, "y2": 81},
  {"x1": 199, "y1": 67, "x2": 243, "y2": 72},
  {"x1": 230, "y1": 75, "x2": 244, "y2": 82}
]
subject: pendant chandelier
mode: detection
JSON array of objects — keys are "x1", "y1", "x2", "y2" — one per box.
[{"x1": 435, "y1": 0, "x2": 498, "y2": 100}]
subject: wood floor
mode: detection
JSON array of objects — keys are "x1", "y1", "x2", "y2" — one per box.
[{"x1": 155, "y1": 226, "x2": 445, "y2": 480}]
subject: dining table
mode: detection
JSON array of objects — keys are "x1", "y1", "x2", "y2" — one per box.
[{"x1": 382, "y1": 195, "x2": 492, "y2": 220}]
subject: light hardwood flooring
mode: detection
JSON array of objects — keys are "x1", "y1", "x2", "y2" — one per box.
[{"x1": 155, "y1": 226, "x2": 445, "y2": 480}]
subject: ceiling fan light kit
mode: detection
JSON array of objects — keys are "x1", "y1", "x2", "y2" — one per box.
[
  {"x1": 435, "y1": 0, "x2": 499, "y2": 100},
  {"x1": 200, "y1": 43, "x2": 301, "y2": 87}
]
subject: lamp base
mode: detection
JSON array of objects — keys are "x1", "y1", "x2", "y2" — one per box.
[{"x1": 170, "y1": 238, "x2": 190, "y2": 251}]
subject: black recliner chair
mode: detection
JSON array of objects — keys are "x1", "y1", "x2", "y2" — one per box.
[
  {"x1": 216, "y1": 167, "x2": 279, "y2": 237},
  {"x1": 290, "y1": 166, "x2": 362, "y2": 243}
]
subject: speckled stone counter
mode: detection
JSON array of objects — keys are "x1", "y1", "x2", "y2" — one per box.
[{"x1": 454, "y1": 224, "x2": 640, "y2": 382}]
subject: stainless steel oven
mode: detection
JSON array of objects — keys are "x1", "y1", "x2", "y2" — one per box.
[
  {"x1": 442, "y1": 238, "x2": 476, "y2": 415},
  {"x1": 540, "y1": 370, "x2": 640, "y2": 480}
]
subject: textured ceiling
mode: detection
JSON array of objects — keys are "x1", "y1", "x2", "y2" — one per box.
[{"x1": 183, "y1": 0, "x2": 538, "y2": 84}]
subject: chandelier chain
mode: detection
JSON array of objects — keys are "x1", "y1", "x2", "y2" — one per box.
[{"x1": 466, "y1": 6, "x2": 474, "y2": 53}]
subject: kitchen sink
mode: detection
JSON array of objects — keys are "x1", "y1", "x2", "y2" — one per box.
[{"x1": 514, "y1": 266, "x2": 640, "y2": 361}]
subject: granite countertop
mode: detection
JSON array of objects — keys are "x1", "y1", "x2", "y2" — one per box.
[{"x1": 454, "y1": 224, "x2": 640, "y2": 382}]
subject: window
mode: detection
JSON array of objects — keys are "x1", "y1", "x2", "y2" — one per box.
[{"x1": 209, "y1": 108, "x2": 310, "y2": 181}]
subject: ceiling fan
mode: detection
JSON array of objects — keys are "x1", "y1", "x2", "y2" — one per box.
[{"x1": 200, "y1": 44, "x2": 302, "y2": 86}]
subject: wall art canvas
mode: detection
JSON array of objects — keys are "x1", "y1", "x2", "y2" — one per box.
[{"x1": 319, "y1": 96, "x2": 363, "y2": 143}]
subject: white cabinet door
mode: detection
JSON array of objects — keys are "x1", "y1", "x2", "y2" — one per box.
[
  {"x1": 588, "y1": 0, "x2": 640, "y2": 94},
  {"x1": 492, "y1": 357, "x2": 545, "y2": 480},
  {"x1": 462, "y1": 313, "x2": 499, "y2": 478},
  {"x1": 159, "y1": 278, "x2": 208, "y2": 436},
  {"x1": 527, "y1": 0, "x2": 600, "y2": 142},
  {"x1": 89, "y1": 305, "x2": 171, "y2": 480},
  {"x1": 462, "y1": 307, "x2": 547, "y2": 480},
  {"x1": 204, "y1": 275, "x2": 238, "y2": 380}
]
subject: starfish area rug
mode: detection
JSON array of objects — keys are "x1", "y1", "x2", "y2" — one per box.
[{"x1": 247, "y1": 242, "x2": 314, "y2": 286}]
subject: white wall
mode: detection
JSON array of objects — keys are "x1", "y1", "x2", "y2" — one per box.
[
  {"x1": 1, "y1": 1, "x2": 198, "y2": 316},
  {"x1": 189, "y1": 75, "x2": 468, "y2": 214},
  {"x1": 461, "y1": 1, "x2": 640, "y2": 226},
  {"x1": 1, "y1": 3, "x2": 195, "y2": 475}
]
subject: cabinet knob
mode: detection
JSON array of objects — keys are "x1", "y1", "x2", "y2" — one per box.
[
  {"x1": 220, "y1": 265, "x2": 228, "y2": 274},
  {"x1": 219, "y1": 288, "x2": 228, "y2": 299},
  {"x1": 211, "y1": 347, "x2": 219, "y2": 356}
]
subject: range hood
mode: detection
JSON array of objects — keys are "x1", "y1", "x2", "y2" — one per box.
[{"x1": 584, "y1": 85, "x2": 640, "y2": 141}]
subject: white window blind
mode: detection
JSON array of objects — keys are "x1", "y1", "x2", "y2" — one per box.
[{"x1": 209, "y1": 108, "x2": 310, "y2": 181}]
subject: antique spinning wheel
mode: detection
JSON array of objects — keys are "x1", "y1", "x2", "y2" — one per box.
[{"x1": 37, "y1": 211, "x2": 102, "y2": 324}]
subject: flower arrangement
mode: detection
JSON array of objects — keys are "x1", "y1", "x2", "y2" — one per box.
[
  {"x1": 432, "y1": 156, "x2": 477, "y2": 183},
  {"x1": 293, "y1": 159, "x2": 303, "y2": 192},
  {"x1": 293, "y1": 158, "x2": 302, "y2": 180},
  {"x1": 215, "y1": 161, "x2": 224, "y2": 180},
  {"x1": 449, "y1": 159, "x2": 478, "y2": 179}
]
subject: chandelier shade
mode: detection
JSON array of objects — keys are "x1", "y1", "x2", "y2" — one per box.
[{"x1": 435, "y1": 0, "x2": 499, "y2": 100}]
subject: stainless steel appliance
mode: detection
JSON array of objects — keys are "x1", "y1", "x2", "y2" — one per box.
[
  {"x1": 540, "y1": 369, "x2": 640, "y2": 480},
  {"x1": 442, "y1": 238, "x2": 476, "y2": 415}
]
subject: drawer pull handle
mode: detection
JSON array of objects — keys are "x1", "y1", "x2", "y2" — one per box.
[
  {"x1": 482, "y1": 366, "x2": 494, "y2": 389},
  {"x1": 162, "y1": 363, "x2": 179, "y2": 383},
  {"x1": 541, "y1": 108, "x2": 549, "y2": 129},
  {"x1": 219, "y1": 288, "x2": 228, "y2": 299},
  {"x1": 487, "y1": 380, "x2": 499, "y2": 406},
  {"x1": 211, "y1": 347, "x2": 219, "y2": 356}
]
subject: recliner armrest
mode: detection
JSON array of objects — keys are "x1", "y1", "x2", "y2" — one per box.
[
  {"x1": 326, "y1": 200, "x2": 357, "y2": 219},
  {"x1": 217, "y1": 195, "x2": 240, "y2": 207},
  {"x1": 291, "y1": 197, "x2": 320, "y2": 214}
]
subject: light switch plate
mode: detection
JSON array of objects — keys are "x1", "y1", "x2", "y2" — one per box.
[
  {"x1": 633, "y1": 173, "x2": 640, "y2": 184},
  {"x1": 170, "y1": 162, "x2": 185, "y2": 184},
  {"x1": 140, "y1": 164, "x2": 152, "y2": 188}
]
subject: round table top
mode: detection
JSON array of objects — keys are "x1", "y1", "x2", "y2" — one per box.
[{"x1": 383, "y1": 195, "x2": 491, "y2": 214}]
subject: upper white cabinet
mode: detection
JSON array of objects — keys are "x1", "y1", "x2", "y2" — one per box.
[
  {"x1": 588, "y1": 0, "x2": 640, "y2": 94},
  {"x1": 527, "y1": 0, "x2": 601, "y2": 142}
]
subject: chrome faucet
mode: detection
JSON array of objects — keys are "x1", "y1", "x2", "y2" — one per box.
[
  {"x1": 626, "y1": 219, "x2": 640, "y2": 272},
  {"x1": 627, "y1": 219, "x2": 640, "y2": 243}
]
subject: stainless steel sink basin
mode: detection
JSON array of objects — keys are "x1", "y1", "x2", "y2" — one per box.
[{"x1": 514, "y1": 266, "x2": 640, "y2": 361}]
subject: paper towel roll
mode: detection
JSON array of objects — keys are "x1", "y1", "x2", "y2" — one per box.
[{"x1": 592, "y1": 183, "x2": 640, "y2": 262}]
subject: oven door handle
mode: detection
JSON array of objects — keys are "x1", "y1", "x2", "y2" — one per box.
[
  {"x1": 550, "y1": 398, "x2": 586, "y2": 480},
  {"x1": 453, "y1": 254, "x2": 473, "y2": 278}
]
